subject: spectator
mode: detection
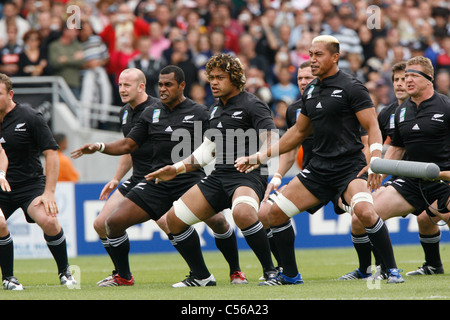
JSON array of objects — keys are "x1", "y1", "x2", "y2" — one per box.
[
  {"x1": 149, "y1": 21, "x2": 171, "y2": 60},
  {"x1": 99, "y1": 2, "x2": 149, "y2": 55},
  {"x1": 190, "y1": 82, "x2": 206, "y2": 105},
  {"x1": 347, "y1": 52, "x2": 366, "y2": 83},
  {"x1": 128, "y1": 35, "x2": 165, "y2": 97},
  {"x1": 17, "y1": 29, "x2": 49, "y2": 77},
  {"x1": 54, "y1": 133, "x2": 80, "y2": 182},
  {"x1": 307, "y1": 4, "x2": 326, "y2": 35},
  {"x1": 0, "y1": 23, "x2": 23, "y2": 76},
  {"x1": 432, "y1": 6, "x2": 449, "y2": 36},
  {"x1": 290, "y1": 30, "x2": 313, "y2": 68},
  {"x1": 155, "y1": 3, "x2": 174, "y2": 37},
  {"x1": 385, "y1": 2, "x2": 416, "y2": 44},
  {"x1": 78, "y1": 19, "x2": 112, "y2": 128},
  {"x1": 272, "y1": 45, "x2": 296, "y2": 83},
  {"x1": 277, "y1": 24, "x2": 292, "y2": 49},
  {"x1": 35, "y1": 10, "x2": 61, "y2": 59},
  {"x1": 270, "y1": 65, "x2": 299, "y2": 112},
  {"x1": 167, "y1": 36, "x2": 198, "y2": 98},
  {"x1": 288, "y1": 10, "x2": 308, "y2": 50},
  {"x1": 272, "y1": 98, "x2": 290, "y2": 134},
  {"x1": 435, "y1": 69, "x2": 450, "y2": 97},
  {"x1": 238, "y1": 32, "x2": 271, "y2": 83},
  {"x1": 365, "y1": 37, "x2": 392, "y2": 78},
  {"x1": 245, "y1": 65, "x2": 272, "y2": 105},
  {"x1": 358, "y1": 24, "x2": 375, "y2": 66},
  {"x1": 215, "y1": 1, "x2": 244, "y2": 40},
  {"x1": 92, "y1": 0, "x2": 112, "y2": 34},
  {"x1": 108, "y1": 30, "x2": 139, "y2": 86},
  {"x1": 208, "y1": 11, "x2": 239, "y2": 54},
  {"x1": 437, "y1": 36, "x2": 450, "y2": 72},
  {"x1": 48, "y1": 24, "x2": 84, "y2": 98},
  {"x1": 322, "y1": 11, "x2": 363, "y2": 74},
  {"x1": 0, "y1": 1, "x2": 31, "y2": 47}
]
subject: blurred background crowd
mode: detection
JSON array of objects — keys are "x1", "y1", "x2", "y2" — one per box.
[{"x1": 0, "y1": 0, "x2": 449, "y2": 132}]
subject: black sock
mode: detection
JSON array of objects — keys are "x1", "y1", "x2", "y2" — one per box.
[
  {"x1": 271, "y1": 221, "x2": 298, "y2": 277},
  {"x1": 214, "y1": 226, "x2": 241, "y2": 274},
  {"x1": 173, "y1": 227, "x2": 210, "y2": 279},
  {"x1": 45, "y1": 229, "x2": 69, "y2": 274},
  {"x1": 266, "y1": 228, "x2": 282, "y2": 268},
  {"x1": 351, "y1": 233, "x2": 372, "y2": 274},
  {"x1": 108, "y1": 233, "x2": 131, "y2": 280},
  {"x1": 0, "y1": 233, "x2": 14, "y2": 279},
  {"x1": 241, "y1": 221, "x2": 275, "y2": 274},
  {"x1": 419, "y1": 232, "x2": 442, "y2": 267},
  {"x1": 101, "y1": 238, "x2": 118, "y2": 272},
  {"x1": 365, "y1": 218, "x2": 397, "y2": 269}
]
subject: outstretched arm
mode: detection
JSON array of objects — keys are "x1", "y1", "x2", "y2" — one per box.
[{"x1": 71, "y1": 137, "x2": 139, "y2": 159}]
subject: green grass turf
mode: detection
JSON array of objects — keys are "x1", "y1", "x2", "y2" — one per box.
[{"x1": 0, "y1": 244, "x2": 449, "y2": 301}]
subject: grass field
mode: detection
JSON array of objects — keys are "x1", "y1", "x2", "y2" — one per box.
[{"x1": 1, "y1": 244, "x2": 449, "y2": 302}]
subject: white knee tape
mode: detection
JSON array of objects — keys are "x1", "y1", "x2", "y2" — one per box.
[
  {"x1": 350, "y1": 192, "x2": 373, "y2": 212},
  {"x1": 173, "y1": 199, "x2": 202, "y2": 226},
  {"x1": 231, "y1": 196, "x2": 259, "y2": 212},
  {"x1": 273, "y1": 193, "x2": 299, "y2": 218}
]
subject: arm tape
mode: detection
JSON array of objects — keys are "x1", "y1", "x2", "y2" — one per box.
[{"x1": 192, "y1": 137, "x2": 216, "y2": 167}]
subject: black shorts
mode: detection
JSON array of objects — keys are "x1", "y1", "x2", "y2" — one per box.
[
  {"x1": 125, "y1": 172, "x2": 204, "y2": 220},
  {"x1": 297, "y1": 152, "x2": 367, "y2": 209},
  {"x1": 118, "y1": 175, "x2": 143, "y2": 196},
  {"x1": 390, "y1": 177, "x2": 450, "y2": 216},
  {"x1": 0, "y1": 177, "x2": 46, "y2": 223},
  {"x1": 197, "y1": 168, "x2": 268, "y2": 213}
]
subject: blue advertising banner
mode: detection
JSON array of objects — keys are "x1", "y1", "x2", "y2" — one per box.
[{"x1": 75, "y1": 180, "x2": 450, "y2": 256}]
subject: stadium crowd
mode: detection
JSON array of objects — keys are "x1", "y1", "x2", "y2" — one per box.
[{"x1": 0, "y1": 0, "x2": 449, "y2": 129}]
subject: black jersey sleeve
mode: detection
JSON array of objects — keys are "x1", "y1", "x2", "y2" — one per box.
[
  {"x1": 248, "y1": 98, "x2": 276, "y2": 131},
  {"x1": 391, "y1": 107, "x2": 405, "y2": 148},
  {"x1": 349, "y1": 82, "x2": 374, "y2": 113},
  {"x1": 30, "y1": 109, "x2": 59, "y2": 152},
  {"x1": 126, "y1": 109, "x2": 151, "y2": 147}
]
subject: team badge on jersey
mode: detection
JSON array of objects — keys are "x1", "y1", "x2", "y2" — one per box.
[
  {"x1": 153, "y1": 109, "x2": 161, "y2": 123},
  {"x1": 399, "y1": 107, "x2": 406, "y2": 123},
  {"x1": 122, "y1": 110, "x2": 128, "y2": 124},
  {"x1": 306, "y1": 85, "x2": 315, "y2": 99},
  {"x1": 210, "y1": 106, "x2": 218, "y2": 120},
  {"x1": 389, "y1": 113, "x2": 395, "y2": 129}
]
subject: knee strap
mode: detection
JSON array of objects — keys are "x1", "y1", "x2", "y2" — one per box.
[
  {"x1": 231, "y1": 196, "x2": 259, "y2": 213},
  {"x1": 173, "y1": 199, "x2": 202, "y2": 226},
  {"x1": 350, "y1": 192, "x2": 373, "y2": 213},
  {"x1": 273, "y1": 193, "x2": 300, "y2": 218}
]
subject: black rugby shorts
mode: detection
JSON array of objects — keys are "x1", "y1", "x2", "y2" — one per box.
[
  {"x1": 297, "y1": 152, "x2": 367, "y2": 206},
  {"x1": 125, "y1": 174, "x2": 203, "y2": 220},
  {"x1": 390, "y1": 177, "x2": 450, "y2": 215},
  {"x1": 0, "y1": 177, "x2": 46, "y2": 223},
  {"x1": 197, "y1": 168, "x2": 267, "y2": 213}
]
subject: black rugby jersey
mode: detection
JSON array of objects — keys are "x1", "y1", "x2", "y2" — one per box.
[
  {"x1": 119, "y1": 95, "x2": 159, "y2": 178},
  {"x1": 0, "y1": 103, "x2": 59, "y2": 186},
  {"x1": 377, "y1": 101, "x2": 399, "y2": 142},
  {"x1": 391, "y1": 92, "x2": 450, "y2": 170},
  {"x1": 127, "y1": 98, "x2": 209, "y2": 175},
  {"x1": 206, "y1": 91, "x2": 276, "y2": 170},
  {"x1": 286, "y1": 98, "x2": 314, "y2": 140},
  {"x1": 301, "y1": 70, "x2": 373, "y2": 159}
]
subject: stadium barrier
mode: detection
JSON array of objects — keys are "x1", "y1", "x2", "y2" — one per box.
[{"x1": 9, "y1": 179, "x2": 449, "y2": 259}]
